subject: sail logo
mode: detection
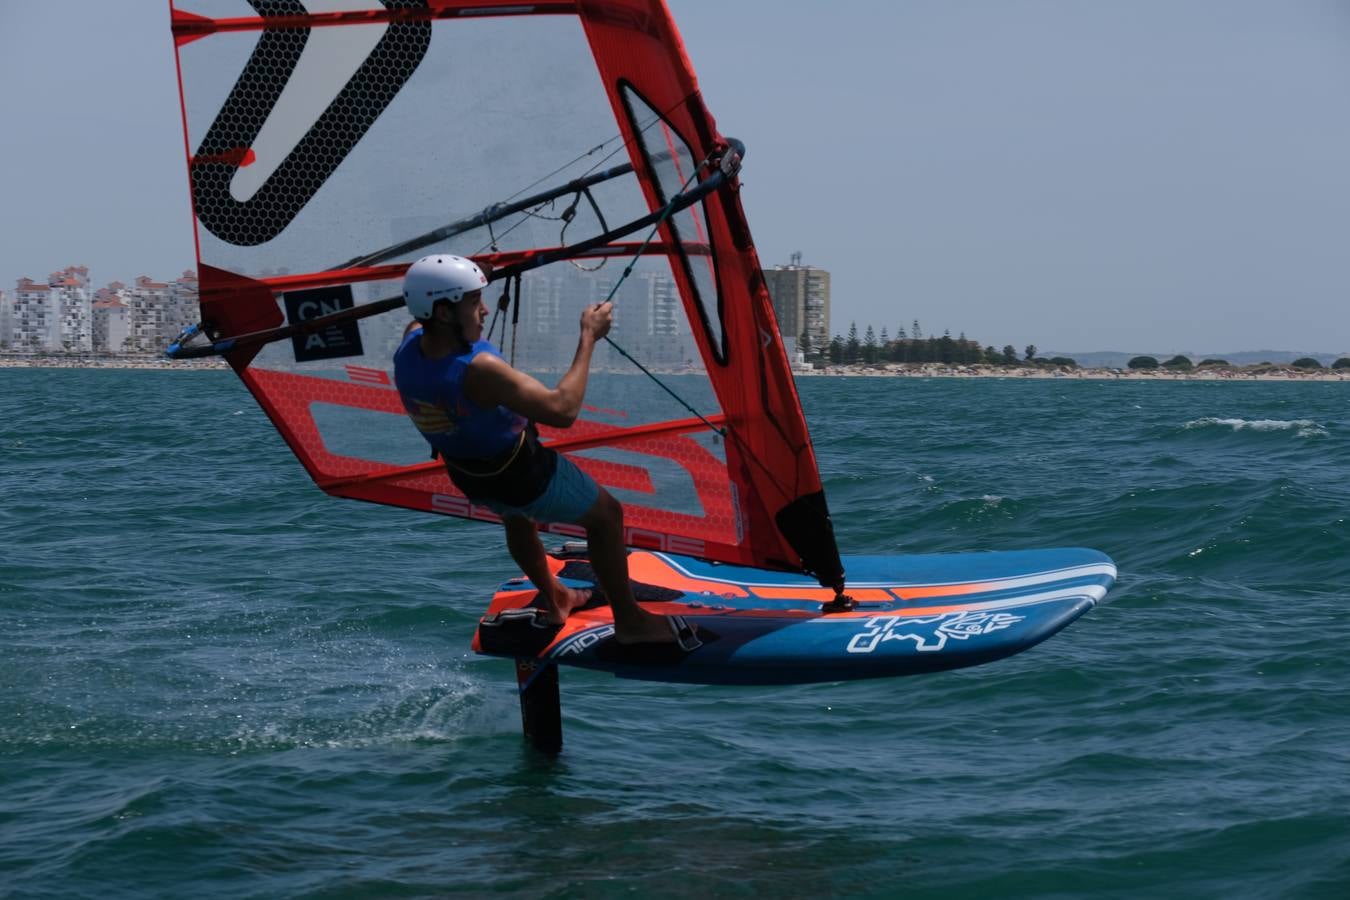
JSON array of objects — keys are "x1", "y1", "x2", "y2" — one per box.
[
  {"x1": 431, "y1": 493, "x2": 503, "y2": 523},
  {"x1": 846, "y1": 611, "x2": 1025, "y2": 654},
  {"x1": 282, "y1": 284, "x2": 364, "y2": 361},
  {"x1": 540, "y1": 522, "x2": 707, "y2": 557}
]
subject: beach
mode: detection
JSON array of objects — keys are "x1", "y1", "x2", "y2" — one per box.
[
  {"x1": 0, "y1": 352, "x2": 228, "y2": 370},
  {"x1": 4, "y1": 352, "x2": 1343, "y2": 381},
  {"x1": 798, "y1": 362, "x2": 1350, "y2": 381}
]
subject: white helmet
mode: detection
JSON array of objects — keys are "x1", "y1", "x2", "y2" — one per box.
[{"x1": 402, "y1": 254, "x2": 488, "y2": 320}]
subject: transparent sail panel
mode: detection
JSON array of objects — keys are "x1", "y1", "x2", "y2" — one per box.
[
  {"x1": 178, "y1": 14, "x2": 654, "y2": 277},
  {"x1": 175, "y1": 9, "x2": 739, "y2": 549},
  {"x1": 620, "y1": 85, "x2": 725, "y2": 362}
]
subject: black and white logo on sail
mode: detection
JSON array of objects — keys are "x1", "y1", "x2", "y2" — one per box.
[
  {"x1": 190, "y1": 0, "x2": 431, "y2": 247},
  {"x1": 283, "y1": 284, "x2": 364, "y2": 361}
]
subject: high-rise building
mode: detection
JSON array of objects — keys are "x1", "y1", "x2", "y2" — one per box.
[
  {"x1": 762, "y1": 253, "x2": 830, "y2": 357},
  {"x1": 501, "y1": 264, "x2": 697, "y2": 372},
  {"x1": 509, "y1": 268, "x2": 568, "y2": 370},
  {"x1": 12, "y1": 277, "x2": 57, "y2": 350},
  {"x1": 92, "y1": 282, "x2": 131, "y2": 353},
  {"x1": 51, "y1": 266, "x2": 93, "y2": 351},
  {"x1": 92, "y1": 297, "x2": 130, "y2": 352},
  {"x1": 160, "y1": 270, "x2": 200, "y2": 346},
  {"x1": 3, "y1": 267, "x2": 97, "y2": 351},
  {"x1": 3, "y1": 269, "x2": 200, "y2": 354},
  {"x1": 127, "y1": 275, "x2": 173, "y2": 351},
  {"x1": 633, "y1": 269, "x2": 689, "y2": 367}
]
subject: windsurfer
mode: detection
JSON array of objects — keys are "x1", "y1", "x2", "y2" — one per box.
[{"x1": 393, "y1": 255, "x2": 697, "y2": 649}]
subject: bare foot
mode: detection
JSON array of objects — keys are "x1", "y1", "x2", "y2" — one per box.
[
  {"x1": 540, "y1": 584, "x2": 591, "y2": 625},
  {"x1": 614, "y1": 610, "x2": 689, "y2": 646}
]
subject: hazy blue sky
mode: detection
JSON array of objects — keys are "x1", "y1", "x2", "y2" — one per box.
[{"x1": 2, "y1": 0, "x2": 1347, "y2": 353}]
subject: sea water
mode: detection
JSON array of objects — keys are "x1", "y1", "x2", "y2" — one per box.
[{"x1": 2, "y1": 370, "x2": 1347, "y2": 899}]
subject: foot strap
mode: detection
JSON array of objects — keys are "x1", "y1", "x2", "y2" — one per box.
[{"x1": 669, "y1": 615, "x2": 703, "y2": 652}]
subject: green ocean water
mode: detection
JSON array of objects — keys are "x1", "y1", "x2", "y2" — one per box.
[{"x1": 2, "y1": 369, "x2": 1348, "y2": 899}]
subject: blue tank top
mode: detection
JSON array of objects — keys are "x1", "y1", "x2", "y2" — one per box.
[{"x1": 393, "y1": 331, "x2": 526, "y2": 459}]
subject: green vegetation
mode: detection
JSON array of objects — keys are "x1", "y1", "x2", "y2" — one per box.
[
  {"x1": 862, "y1": 324, "x2": 877, "y2": 364},
  {"x1": 1163, "y1": 355, "x2": 1193, "y2": 371},
  {"x1": 818, "y1": 320, "x2": 998, "y2": 366},
  {"x1": 797, "y1": 320, "x2": 1343, "y2": 375}
]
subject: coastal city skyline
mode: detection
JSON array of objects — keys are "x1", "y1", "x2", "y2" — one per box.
[
  {"x1": 0, "y1": 263, "x2": 707, "y2": 364},
  {"x1": 0, "y1": 266, "x2": 199, "y2": 354},
  {"x1": 2, "y1": 2, "x2": 1347, "y2": 354},
  {"x1": 4, "y1": 256, "x2": 1344, "y2": 366}
]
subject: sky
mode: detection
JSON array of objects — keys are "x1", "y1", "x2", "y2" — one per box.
[{"x1": 1, "y1": 0, "x2": 1348, "y2": 354}]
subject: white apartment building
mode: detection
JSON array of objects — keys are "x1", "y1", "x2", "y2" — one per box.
[
  {"x1": 126, "y1": 275, "x2": 173, "y2": 352},
  {"x1": 3, "y1": 269, "x2": 201, "y2": 353},
  {"x1": 8, "y1": 267, "x2": 94, "y2": 351},
  {"x1": 160, "y1": 271, "x2": 200, "y2": 346},
  {"x1": 92, "y1": 297, "x2": 130, "y2": 352},
  {"x1": 11, "y1": 278, "x2": 57, "y2": 349},
  {"x1": 53, "y1": 266, "x2": 93, "y2": 351}
]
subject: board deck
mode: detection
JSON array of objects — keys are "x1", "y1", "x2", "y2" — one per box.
[{"x1": 473, "y1": 548, "x2": 1117, "y2": 685}]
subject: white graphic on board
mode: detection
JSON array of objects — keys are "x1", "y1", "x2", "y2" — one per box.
[
  {"x1": 846, "y1": 611, "x2": 1025, "y2": 654},
  {"x1": 553, "y1": 625, "x2": 616, "y2": 657},
  {"x1": 230, "y1": 0, "x2": 386, "y2": 202}
]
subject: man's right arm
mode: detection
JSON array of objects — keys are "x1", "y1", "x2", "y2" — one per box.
[{"x1": 464, "y1": 301, "x2": 612, "y2": 427}]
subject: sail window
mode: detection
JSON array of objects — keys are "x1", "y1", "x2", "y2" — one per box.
[{"x1": 619, "y1": 84, "x2": 726, "y2": 365}]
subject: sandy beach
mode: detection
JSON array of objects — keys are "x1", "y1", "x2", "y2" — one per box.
[{"x1": 2, "y1": 353, "x2": 1346, "y2": 381}]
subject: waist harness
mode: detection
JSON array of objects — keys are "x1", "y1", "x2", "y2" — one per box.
[{"x1": 443, "y1": 424, "x2": 557, "y2": 507}]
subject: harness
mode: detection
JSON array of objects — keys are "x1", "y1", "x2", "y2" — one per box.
[{"x1": 442, "y1": 423, "x2": 557, "y2": 507}]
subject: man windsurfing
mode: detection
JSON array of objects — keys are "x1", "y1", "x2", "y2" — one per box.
[{"x1": 393, "y1": 255, "x2": 700, "y2": 650}]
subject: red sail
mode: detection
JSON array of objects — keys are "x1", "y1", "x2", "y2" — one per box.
[{"x1": 169, "y1": 0, "x2": 842, "y2": 583}]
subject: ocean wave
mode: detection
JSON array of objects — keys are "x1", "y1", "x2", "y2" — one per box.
[{"x1": 1182, "y1": 417, "x2": 1328, "y2": 437}]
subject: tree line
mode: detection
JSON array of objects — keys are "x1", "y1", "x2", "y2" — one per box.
[
  {"x1": 799, "y1": 320, "x2": 1075, "y2": 368},
  {"x1": 1128, "y1": 354, "x2": 1350, "y2": 370}
]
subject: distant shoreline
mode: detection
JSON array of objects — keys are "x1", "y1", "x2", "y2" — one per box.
[
  {"x1": 0, "y1": 353, "x2": 227, "y2": 370},
  {"x1": 1, "y1": 354, "x2": 1346, "y2": 381},
  {"x1": 796, "y1": 363, "x2": 1350, "y2": 382}
]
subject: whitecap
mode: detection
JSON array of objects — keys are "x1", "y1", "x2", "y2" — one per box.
[{"x1": 1182, "y1": 417, "x2": 1327, "y2": 437}]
